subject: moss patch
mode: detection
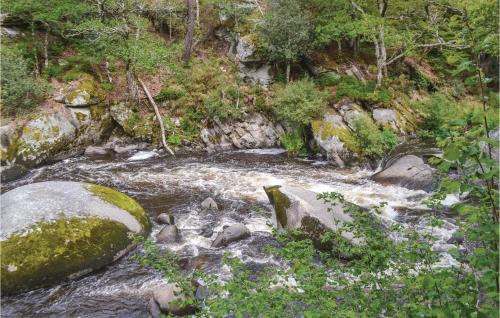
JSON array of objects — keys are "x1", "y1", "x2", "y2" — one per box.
[
  {"x1": 87, "y1": 184, "x2": 151, "y2": 233},
  {"x1": 264, "y1": 186, "x2": 291, "y2": 228},
  {"x1": 0, "y1": 217, "x2": 131, "y2": 295}
]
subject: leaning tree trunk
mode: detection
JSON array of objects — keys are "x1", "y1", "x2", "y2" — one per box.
[
  {"x1": 182, "y1": 0, "x2": 196, "y2": 62},
  {"x1": 138, "y1": 78, "x2": 175, "y2": 156}
]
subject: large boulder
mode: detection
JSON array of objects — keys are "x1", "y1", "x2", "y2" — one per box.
[
  {"x1": 0, "y1": 105, "x2": 113, "y2": 181},
  {"x1": 236, "y1": 36, "x2": 256, "y2": 63},
  {"x1": 15, "y1": 112, "x2": 77, "y2": 166},
  {"x1": 211, "y1": 223, "x2": 251, "y2": 248},
  {"x1": 372, "y1": 155, "x2": 434, "y2": 191},
  {"x1": 264, "y1": 185, "x2": 359, "y2": 245},
  {"x1": 0, "y1": 181, "x2": 150, "y2": 295}
]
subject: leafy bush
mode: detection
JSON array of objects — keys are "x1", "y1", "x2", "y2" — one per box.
[
  {"x1": 1, "y1": 49, "x2": 49, "y2": 116},
  {"x1": 411, "y1": 93, "x2": 498, "y2": 139},
  {"x1": 336, "y1": 76, "x2": 392, "y2": 106},
  {"x1": 315, "y1": 72, "x2": 341, "y2": 87},
  {"x1": 280, "y1": 131, "x2": 306, "y2": 157},
  {"x1": 273, "y1": 79, "x2": 327, "y2": 127},
  {"x1": 351, "y1": 115, "x2": 397, "y2": 157}
]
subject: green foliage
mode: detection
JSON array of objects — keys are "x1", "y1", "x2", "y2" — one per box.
[
  {"x1": 279, "y1": 132, "x2": 306, "y2": 157},
  {"x1": 167, "y1": 134, "x2": 182, "y2": 146},
  {"x1": 259, "y1": 0, "x2": 313, "y2": 65},
  {"x1": 1, "y1": 48, "x2": 49, "y2": 116},
  {"x1": 155, "y1": 85, "x2": 187, "y2": 102},
  {"x1": 335, "y1": 76, "x2": 392, "y2": 106},
  {"x1": 351, "y1": 115, "x2": 397, "y2": 158},
  {"x1": 204, "y1": 85, "x2": 245, "y2": 122},
  {"x1": 272, "y1": 79, "x2": 327, "y2": 128},
  {"x1": 314, "y1": 72, "x2": 341, "y2": 87}
]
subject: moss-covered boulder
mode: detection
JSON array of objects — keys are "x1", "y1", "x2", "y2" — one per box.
[
  {"x1": 16, "y1": 112, "x2": 77, "y2": 166},
  {"x1": 0, "y1": 181, "x2": 151, "y2": 295},
  {"x1": 62, "y1": 75, "x2": 103, "y2": 107},
  {"x1": 264, "y1": 185, "x2": 360, "y2": 245},
  {"x1": 311, "y1": 110, "x2": 357, "y2": 167}
]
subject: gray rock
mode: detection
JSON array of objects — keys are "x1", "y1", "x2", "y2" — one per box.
[
  {"x1": 239, "y1": 63, "x2": 272, "y2": 87},
  {"x1": 200, "y1": 113, "x2": 284, "y2": 151},
  {"x1": 157, "y1": 225, "x2": 180, "y2": 243},
  {"x1": 195, "y1": 285, "x2": 209, "y2": 300},
  {"x1": 312, "y1": 111, "x2": 355, "y2": 168},
  {"x1": 372, "y1": 155, "x2": 434, "y2": 191},
  {"x1": 16, "y1": 112, "x2": 77, "y2": 166},
  {"x1": 264, "y1": 185, "x2": 359, "y2": 246},
  {"x1": 201, "y1": 197, "x2": 218, "y2": 210},
  {"x1": 372, "y1": 109, "x2": 397, "y2": 123},
  {"x1": 157, "y1": 213, "x2": 175, "y2": 225},
  {"x1": 480, "y1": 127, "x2": 499, "y2": 163},
  {"x1": 0, "y1": 181, "x2": 150, "y2": 295},
  {"x1": 236, "y1": 37, "x2": 256, "y2": 63},
  {"x1": 200, "y1": 225, "x2": 214, "y2": 238},
  {"x1": 153, "y1": 284, "x2": 196, "y2": 316},
  {"x1": 149, "y1": 297, "x2": 162, "y2": 318},
  {"x1": 84, "y1": 146, "x2": 110, "y2": 156},
  {"x1": 211, "y1": 223, "x2": 251, "y2": 248}
]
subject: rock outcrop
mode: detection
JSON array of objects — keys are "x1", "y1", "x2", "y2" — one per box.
[
  {"x1": 372, "y1": 155, "x2": 435, "y2": 191},
  {"x1": 0, "y1": 104, "x2": 113, "y2": 181},
  {"x1": 0, "y1": 181, "x2": 150, "y2": 295},
  {"x1": 200, "y1": 113, "x2": 284, "y2": 152}
]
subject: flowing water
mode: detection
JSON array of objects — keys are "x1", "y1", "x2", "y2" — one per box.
[{"x1": 1, "y1": 148, "x2": 458, "y2": 317}]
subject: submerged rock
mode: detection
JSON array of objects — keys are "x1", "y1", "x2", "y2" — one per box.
[
  {"x1": 211, "y1": 223, "x2": 251, "y2": 248},
  {"x1": 157, "y1": 213, "x2": 175, "y2": 225},
  {"x1": 201, "y1": 197, "x2": 219, "y2": 210},
  {"x1": 0, "y1": 181, "x2": 150, "y2": 295},
  {"x1": 372, "y1": 155, "x2": 434, "y2": 191},
  {"x1": 152, "y1": 284, "x2": 197, "y2": 316},
  {"x1": 264, "y1": 185, "x2": 359, "y2": 246},
  {"x1": 157, "y1": 225, "x2": 181, "y2": 243}
]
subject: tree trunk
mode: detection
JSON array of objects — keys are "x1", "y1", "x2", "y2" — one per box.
[
  {"x1": 195, "y1": 0, "x2": 200, "y2": 24},
  {"x1": 374, "y1": 36, "x2": 383, "y2": 87},
  {"x1": 31, "y1": 21, "x2": 40, "y2": 78},
  {"x1": 126, "y1": 61, "x2": 139, "y2": 101},
  {"x1": 169, "y1": 12, "x2": 172, "y2": 41},
  {"x1": 182, "y1": 0, "x2": 196, "y2": 62},
  {"x1": 286, "y1": 62, "x2": 291, "y2": 83},
  {"x1": 43, "y1": 25, "x2": 49, "y2": 70},
  {"x1": 138, "y1": 78, "x2": 175, "y2": 156}
]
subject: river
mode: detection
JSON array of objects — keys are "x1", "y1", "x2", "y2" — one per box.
[{"x1": 1, "y1": 148, "x2": 458, "y2": 317}]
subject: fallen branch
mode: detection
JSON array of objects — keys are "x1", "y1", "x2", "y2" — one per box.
[{"x1": 137, "y1": 78, "x2": 175, "y2": 156}]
